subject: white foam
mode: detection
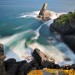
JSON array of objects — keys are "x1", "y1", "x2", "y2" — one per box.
[
  {"x1": 18, "y1": 10, "x2": 66, "y2": 20},
  {"x1": 0, "y1": 30, "x2": 33, "y2": 62},
  {"x1": 19, "y1": 11, "x2": 40, "y2": 18}
]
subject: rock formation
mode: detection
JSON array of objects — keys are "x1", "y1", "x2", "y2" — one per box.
[
  {"x1": 32, "y1": 48, "x2": 55, "y2": 68},
  {"x1": 0, "y1": 44, "x2": 75, "y2": 75},
  {"x1": 0, "y1": 44, "x2": 7, "y2": 75},
  {"x1": 50, "y1": 11, "x2": 75, "y2": 53},
  {"x1": 37, "y1": 3, "x2": 51, "y2": 21}
]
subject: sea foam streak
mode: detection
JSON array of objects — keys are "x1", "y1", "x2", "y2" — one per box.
[
  {"x1": 19, "y1": 10, "x2": 66, "y2": 19},
  {"x1": 0, "y1": 10, "x2": 75, "y2": 65}
]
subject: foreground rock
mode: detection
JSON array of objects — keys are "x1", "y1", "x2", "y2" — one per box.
[
  {"x1": 63, "y1": 35, "x2": 75, "y2": 53},
  {"x1": 0, "y1": 44, "x2": 7, "y2": 75},
  {"x1": 0, "y1": 44, "x2": 75, "y2": 75},
  {"x1": 37, "y1": 3, "x2": 52, "y2": 21},
  {"x1": 32, "y1": 48, "x2": 58, "y2": 69}
]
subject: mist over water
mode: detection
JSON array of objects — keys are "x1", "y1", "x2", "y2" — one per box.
[{"x1": 0, "y1": 0, "x2": 75, "y2": 65}]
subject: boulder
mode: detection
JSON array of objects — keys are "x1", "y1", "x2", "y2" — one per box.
[
  {"x1": 0, "y1": 61, "x2": 8, "y2": 75},
  {"x1": 0, "y1": 44, "x2": 7, "y2": 75},
  {"x1": 37, "y1": 3, "x2": 51, "y2": 21},
  {"x1": 4, "y1": 58, "x2": 16, "y2": 71},
  {"x1": 17, "y1": 60, "x2": 29, "y2": 75},
  {"x1": 4, "y1": 58, "x2": 18, "y2": 75},
  {"x1": 32, "y1": 48, "x2": 55, "y2": 68},
  {"x1": 0, "y1": 44, "x2": 6, "y2": 61}
]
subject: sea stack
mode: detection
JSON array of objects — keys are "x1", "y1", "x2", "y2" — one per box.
[{"x1": 37, "y1": 3, "x2": 51, "y2": 21}]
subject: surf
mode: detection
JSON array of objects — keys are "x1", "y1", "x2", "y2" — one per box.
[{"x1": 0, "y1": 10, "x2": 75, "y2": 66}]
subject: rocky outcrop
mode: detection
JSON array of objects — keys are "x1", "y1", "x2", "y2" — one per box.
[
  {"x1": 62, "y1": 35, "x2": 75, "y2": 53},
  {"x1": 50, "y1": 12, "x2": 75, "y2": 36},
  {"x1": 32, "y1": 48, "x2": 56, "y2": 68},
  {"x1": 0, "y1": 44, "x2": 7, "y2": 75},
  {"x1": 37, "y1": 3, "x2": 52, "y2": 21},
  {"x1": 50, "y1": 11, "x2": 75, "y2": 53},
  {"x1": 0, "y1": 44, "x2": 75, "y2": 75}
]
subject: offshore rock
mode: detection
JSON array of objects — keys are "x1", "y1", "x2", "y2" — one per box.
[{"x1": 37, "y1": 3, "x2": 51, "y2": 21}]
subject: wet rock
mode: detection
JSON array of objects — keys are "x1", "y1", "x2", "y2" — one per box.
[
  {"x1": 63, "y1": 35, "x2": 75, "y2": 53},
  {"x1": 71, "y1": 64, "x2": 75, "y2": 70},
  {"x1": 4, "y1": 58, "x2": 16, "y2": 71},
  {"x1": 28, "y1": 60, "x2": 39, "y2": 70},
  {"x1": 32, "y1": 48, "x2": 55, "y2": 68},
  {"x1": 50, "y1": 12, "x2": 75, "y2": 36},
  {"x1": 64, "y1": 57, "x2": 71, "y2": 61},
  {"x1": 0, "y1": 61, "x2": 8, "y2": 75},
  {"x1": 0, "y1": 44, "x2": 6, "y2": 61},
  {"x1": 18, "y1": 60, "x2": 28, "y2": 75},
  {"x1": 0, "y1": 44, "x2": 7, "y2": 75},
  {"x1": 37, "y1": 3, "x2": 51, "y2": 21},
  {"x1": 4, "y1": 58, "x2": 18, "y2": 75}
]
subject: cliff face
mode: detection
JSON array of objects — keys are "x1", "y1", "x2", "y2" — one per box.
[
  {"x1": 50, "y1": 12, "x2": 75, "y2": 36},
  {"x1": 50, "y1": 12, "x2": 75, "y2": 53}
]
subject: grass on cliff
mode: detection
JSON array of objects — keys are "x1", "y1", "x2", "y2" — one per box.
[{"x1": 54, "y1": 11, "x2": 75, "y2": 26}]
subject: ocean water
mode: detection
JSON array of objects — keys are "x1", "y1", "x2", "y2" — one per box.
[{"x1": 0, "y1": 0, "x2": 75, "y2": 65}]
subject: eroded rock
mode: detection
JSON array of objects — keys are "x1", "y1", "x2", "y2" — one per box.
[{"x1": 37, "y1": 3, "x2": 52, "y2": 21}]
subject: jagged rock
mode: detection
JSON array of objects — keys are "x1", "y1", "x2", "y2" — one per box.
[
  {"x1": 4, "y1": 58, "x2": 16, "y2": 71},
  {"x1": 4, "y1": 58, "x2": 18, "y2": 75},
  {"x1": 18, "y1": 60, "x2": 28, "y2": 75},
  {"x1": 32, "y1": 48, "x2": 55, "y2": 68},
  {"x1": 0, "y1": 61, "x2": 8, "y2": 75},
  {"x1": 0, "y1": 44, "x2": 7, "y2": 75},
  {"x1": 0, "y1": 44, "x2": 6, "y2": 61},
  {"x1": 28, "y1": 60, "x2": 39, "y2": 70},
  {"x1": 37, "y1": 3, "x2": 51, "y2": 21}
]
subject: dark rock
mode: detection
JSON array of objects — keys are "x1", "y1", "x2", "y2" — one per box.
[
  {"x1": 64, "y1": 64, "x2": 71, "y2": 70},
  {"x1": 18, "y1": 60, "x2": 28, "y2": 75},
  {"x1": 71, "y1": 64, "x2": 75, "y2": 70},
  {"x1": 50, "y1": 12, "x2": 75, "y2": 36},
  {"x1": 4, "y1": 58, "x2": 16, "y2": 71},
  {"x1": 32, "y1": 48, "x2": 55, "y2": 68},
  {"x1": 55, "y1": 64, "x2": 60, "y2": 69},
  {"x1": 28, "y1": 60, "x2": 39, "y2": 70},
  {"x1": 50, "y1": 19, "x2": 74, "y2": 36},
  {"x1": 64, "y1": 57, "x2": 71, "y2": 61},
  {"x1": 37, "y1": 3, "x2": 51, "y2": 21},
  {"x1": 0, "y1": 44, "x2": 6, "y2": 61},
  {"x1": 63, "y1": 35, "x2": 75, "y2": 53},
  {"x1": 0, "y1": 61, "x2": 8, "y2": 75},
  {"x1": 4, "y1": 58, "x2": 18, "y2": 75}
]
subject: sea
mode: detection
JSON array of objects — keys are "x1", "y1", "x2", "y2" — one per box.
[{"x1": 0, "y1": 0, "x2": 75, "y2": 66}]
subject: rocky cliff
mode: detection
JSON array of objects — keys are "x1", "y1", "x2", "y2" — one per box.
[{"x1": 50, "y1": 11, "x2": 75, "y2": 53}]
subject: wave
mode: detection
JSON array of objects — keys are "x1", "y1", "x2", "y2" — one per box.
[
  {"x1": 18, "y1": 10, "x2": 66, "y2": 20},
  {"x1": 1, "y1": 10, "x2": 75, "y2": 65},
  {"x1": 0, "y1": 30, "x2": 34, "y2": 62}
]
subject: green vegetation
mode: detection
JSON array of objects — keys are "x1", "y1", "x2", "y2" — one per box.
[{"x1": 54, "y1": 11, "x2": 75, "y2": 26}]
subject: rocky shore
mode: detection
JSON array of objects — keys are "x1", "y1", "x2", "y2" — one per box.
[
  {"x1": 0, "y1": 44, "x2": 75, "y2": 75},
  {"x1": 50, "y1": 11, "x2": 75, "y2": 53}
]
